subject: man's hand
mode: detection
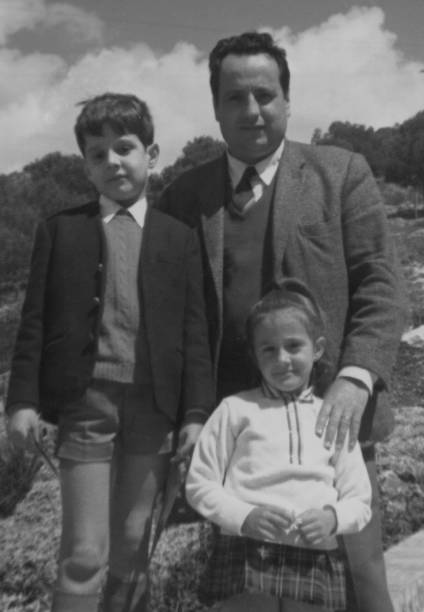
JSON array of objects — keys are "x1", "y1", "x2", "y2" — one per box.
[
  {"x1": 296, "y1": 507, "x2": 337, "y2": 545},
  {"x1": 241, "y1": 506, "x2": 295, "y2": 541},
  {"x1": 7, "y1": 404, "x2": 40, "y2": 451},
  {"x1": 315, "y1": 378, "x2": 368, "y2": 451},
  {"x1": 172, "y1": 423, "x2": 203, "y2": 478}
]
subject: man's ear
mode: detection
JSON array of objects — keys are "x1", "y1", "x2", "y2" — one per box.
[
  {"x1": 314, "y1": 336, "x2": 326, "y2": 362},
  {"x1": 147, "y1": 143, "x2": 160, "y2": 170},
  {"x1": 285, "y1": 99, "x2": 291, "y2": 118}
]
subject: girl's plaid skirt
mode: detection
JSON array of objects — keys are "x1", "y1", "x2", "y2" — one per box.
[{"x1": 199, "y1": 533, "x2": 346, "y2": 610}]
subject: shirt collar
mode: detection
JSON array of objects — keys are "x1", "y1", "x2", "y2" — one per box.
[
  {"x1": 227, "y1": 139, "x2": 285, "y2": 189},
  {"x1": 261, "y1": 381, "x2": 314, "y2": 404},
  {"x1": 99, "y1": 194, "x2": 147, "y2": 228}
]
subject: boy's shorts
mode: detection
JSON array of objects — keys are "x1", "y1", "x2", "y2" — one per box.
[{"x1": 56, "y1": 379, "x2": 175, "y2": 462}]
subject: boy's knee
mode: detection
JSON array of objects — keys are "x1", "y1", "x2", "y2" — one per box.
[{"x1": 59, "y1": 543, "x2": 106, "y2": 593}]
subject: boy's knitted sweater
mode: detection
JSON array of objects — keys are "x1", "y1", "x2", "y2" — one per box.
[{"x1": 186, "y1": 387, "x2": 371, "y2": 550}]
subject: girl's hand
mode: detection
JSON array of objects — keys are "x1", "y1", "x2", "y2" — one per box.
[
  {"x1": 241, "y1": 505, "x2": 294, "y2": 541},
  {"x1": 7, "y1": 404, "x2": 40, "y2": 451},
  {"x1": 296, "y1": 507, "x2": 337, "y2": 545}
]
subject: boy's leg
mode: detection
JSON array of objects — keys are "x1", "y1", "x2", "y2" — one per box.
[
  {"x1": 341, "y1": 449, "x2": 394, "y2": 612},
  {"x1": 218, "y1": 593, "x2": 280, "y2": 612},
  {"x1": 104, "y1": 451, "x2": 170, "y2": 612},
  {"x1": 279, "y1": 599, "x2": 327, "y2": 611},
  {"x1": 52, "y1": 459, "x2": 111, "y2": 612}
]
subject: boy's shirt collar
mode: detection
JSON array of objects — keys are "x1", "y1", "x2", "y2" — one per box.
[
  {"x1": 99, "y1": 194, "x2": 147, "y2": 228},
  {"x1": 227, "y1": 139, "x2": 285, "y2": 190}
]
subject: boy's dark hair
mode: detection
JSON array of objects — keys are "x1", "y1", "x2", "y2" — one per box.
[
  {"x1": 246, "y1": 278, "x2": 326, "y2": 351},
  {"x1": 74, "y1": 92, "x2": 154, "y2": 154},
  {"x1": 209, "y1": 31, "x2": 290, "y2": 104}
]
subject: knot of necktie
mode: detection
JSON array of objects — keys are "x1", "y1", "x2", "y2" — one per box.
[
  {"x1": 235, "y1": 166, "x2": 257, "y2": 194},
  {"x1": 229, "y1": 166, "x2": 258, "y2": 218}
]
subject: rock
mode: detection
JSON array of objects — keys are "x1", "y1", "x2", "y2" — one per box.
[{"x1": 402, "y1": 325, "x2": 424, "y2": 347}]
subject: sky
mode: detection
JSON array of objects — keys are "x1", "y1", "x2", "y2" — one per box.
[{"x1": 2, "y1": 0, "x2": 424, "y2": 174}]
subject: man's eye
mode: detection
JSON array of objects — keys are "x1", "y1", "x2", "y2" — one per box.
[
  {"x1": 256, "y1": 91, "x2": 273, "y2": 104},
  {"x1": 117, "y1": 145, "x2": 132, "y2": 155}
]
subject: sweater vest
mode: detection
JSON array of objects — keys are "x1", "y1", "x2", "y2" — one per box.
[
  {"x1": 218, "y1": 179, "x2": 275, "y2": 396},
  {"x1": 93, "y1": 212, "x2": 152, "y2": 384}
]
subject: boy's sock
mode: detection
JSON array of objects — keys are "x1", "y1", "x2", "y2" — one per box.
[
  {"x1": 51, "y1": 590, "x2": 99, "y2": 612},
  {"x1": 103, "y1": 573, "x2": 148, "y2": 612}
]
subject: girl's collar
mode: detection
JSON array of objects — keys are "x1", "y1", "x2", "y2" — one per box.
[{"x1": 261, "y1": 381, "x2": 314, "y2": 404}]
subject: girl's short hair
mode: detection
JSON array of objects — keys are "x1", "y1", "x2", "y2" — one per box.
[{"x1": 246, "y1": 277, "x2": 326, "y2": 350}]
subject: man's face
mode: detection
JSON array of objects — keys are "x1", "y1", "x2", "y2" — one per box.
[{"x1": 213, "y1": 53, "x2": 289, "y2": 164}]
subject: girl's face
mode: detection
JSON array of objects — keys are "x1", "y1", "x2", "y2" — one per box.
[{"x1": 252, "y1": 308, "x2": 325, "y2": 394}]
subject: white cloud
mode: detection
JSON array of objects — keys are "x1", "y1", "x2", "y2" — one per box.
[
  {"x1": 271, "y1": 7, "x2": 424, "y2": 141},
  {"x1": 0, "y1": 4, "x2": 424, "y2": 173},
  {"x1": 0, "y1": 0, "x2": 103, "y2": 46}
]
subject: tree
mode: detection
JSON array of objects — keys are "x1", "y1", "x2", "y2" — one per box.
[{"x1": 160, "y1": 136, "x2": 225, "y2": 189}]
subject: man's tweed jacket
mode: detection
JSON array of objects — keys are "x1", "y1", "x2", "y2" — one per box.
[{"x1": 159, "y1": 140, "x2": 405, "y2": 443}]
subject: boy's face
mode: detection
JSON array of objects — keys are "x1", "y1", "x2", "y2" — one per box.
[{"x1": 84, "y1": 124, "x2": 159, "y2": 206}]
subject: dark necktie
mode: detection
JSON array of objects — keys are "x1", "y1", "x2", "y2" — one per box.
[{"x1": 229, "y1": 166, "x2": 257, "y2": 217}]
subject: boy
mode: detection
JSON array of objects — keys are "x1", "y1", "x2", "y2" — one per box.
[{"x1": 6, "y1": 93, "x2": 214, "y2": 612}]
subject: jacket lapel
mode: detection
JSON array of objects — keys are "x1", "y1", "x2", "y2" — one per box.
[
  {"x1": 271, "y1": 141, "x2": 305, "y2": 283},
  {"x1": 198, "y1": 155, "x2": 228, "y2": 329}
]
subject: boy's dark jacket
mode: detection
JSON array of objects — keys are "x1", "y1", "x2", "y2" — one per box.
[{"x1": 7, "y1": 202, "x2": 214, "y2": 425}]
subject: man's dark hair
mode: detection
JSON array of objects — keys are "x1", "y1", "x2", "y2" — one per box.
[
  {"x1": 209, "y1": 31, "x2": 290, "y2": 104},
  {"x1": 74, "y1": 92, "x2": 154, "y2": 154}
]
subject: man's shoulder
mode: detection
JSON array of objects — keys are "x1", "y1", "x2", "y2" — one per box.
[
  {"x1": 168, "y1": 155, "x2": 226, "y2": 191},
  {"x1": 285, "y1": 139, "x2": 356, "y2": 167}
]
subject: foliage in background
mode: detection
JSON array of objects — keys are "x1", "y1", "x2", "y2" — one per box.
[{"x1": 313, "y1": 110, "x2": 424, "y2": 193}]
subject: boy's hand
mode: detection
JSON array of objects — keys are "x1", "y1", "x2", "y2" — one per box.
[
  {"x1": 7, "y1": 404, "x2": 40, "y2": 451},
  {"x1": 241, "y1": 506, "x2": 295, "y2": 542},
  {"x1": 296, "y1": 507, "x2": 337, "y2": 545},
  {"x1": 172, "y1": 423, "x2": 203, "y2": 478}
]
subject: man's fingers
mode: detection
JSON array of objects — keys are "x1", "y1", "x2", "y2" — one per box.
[
  {"x1": 348, "y1": 413, "x2": 362, "y2": 450},
  {"x1": 334, "y1": 412, "x2": 353, "y2": 450},
  {"x1": 315, "y1": 401, "x2": 333, "y2": 437}
]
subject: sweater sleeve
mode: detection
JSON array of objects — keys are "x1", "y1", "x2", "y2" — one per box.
[
  {"x1": 332, "y1": 439, "x2": 372, "y2": 534},
  {"x1": 185, "y1": 399, "x2": 256, "y2": 535}
]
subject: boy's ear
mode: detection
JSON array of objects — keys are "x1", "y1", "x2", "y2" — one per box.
[
  {"x1": 84, "y1": 160, "x2": 95, "y2": 184},
  {"x1": 314, "y1": 336, "x2": 326, "y2": 362},
  {"x1": 147, "y1": 143, "x2": 160, "y2": 170}
]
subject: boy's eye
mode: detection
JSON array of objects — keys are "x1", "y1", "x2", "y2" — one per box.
[{"x1": 90, "y1": 151, "x2": 105, "y2": 163}]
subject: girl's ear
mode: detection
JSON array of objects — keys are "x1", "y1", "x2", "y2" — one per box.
[{"x1": 314, "y1": 336, "x2": 326, "y2": 362}]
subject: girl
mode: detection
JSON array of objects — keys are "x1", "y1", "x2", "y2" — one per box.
[{"x1": 186, "y1": 278, "x2": 372, "y2": 612}]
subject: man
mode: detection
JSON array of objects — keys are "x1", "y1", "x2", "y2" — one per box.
[{"x1": 159, "y1": 31, "x2": 405, "y2": 611}]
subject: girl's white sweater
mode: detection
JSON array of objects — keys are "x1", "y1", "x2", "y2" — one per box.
[{"x1": 186, "y1": 388, "x2": 372, "y2": 550}]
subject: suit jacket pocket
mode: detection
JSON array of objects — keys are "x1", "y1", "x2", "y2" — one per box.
[{"x1": 298, "y1": 214, "x2": 340, "y2": 237}]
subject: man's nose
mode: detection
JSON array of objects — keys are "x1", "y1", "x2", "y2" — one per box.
[{"x1": 244, "y1": 94, "x2": 260, "y2": 118}]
